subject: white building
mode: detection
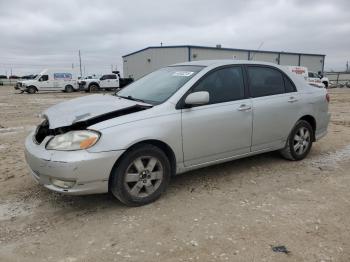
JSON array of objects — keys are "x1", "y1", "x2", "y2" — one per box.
[{"x1": 122, "y1": 45, "x2": 325, "y2": 80}]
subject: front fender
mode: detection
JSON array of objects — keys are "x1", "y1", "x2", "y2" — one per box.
[{"x1": 87, "y1": 112, "x2": 183, "y2": 163}]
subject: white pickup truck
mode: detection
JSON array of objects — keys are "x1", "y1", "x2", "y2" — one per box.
[
  {"x1": 287, "y1": 66, "x2": 329, "y2": 88},
  {"x1": 79, "y1": 73, "x2": 119, "y2": 92}
]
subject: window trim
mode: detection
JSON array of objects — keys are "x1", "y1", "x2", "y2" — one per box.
[
  {"x1": 244, "y1": 64, "x2": 297, "y2": 98},
  {"x1": 176, "y1": 64, "x2": 248, "y2": 109}
]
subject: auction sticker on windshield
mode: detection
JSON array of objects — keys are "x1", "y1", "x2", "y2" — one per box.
[{"x1": 172, "y1": 71, "x2": 194, "y2": 77}]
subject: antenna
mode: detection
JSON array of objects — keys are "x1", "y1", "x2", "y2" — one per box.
[
  {"x1": 251, "y1": 41, "x2": 264, "y2": 60},
  {"x1": 78, "y1": 50, "x2": 82, "y2": 77}
]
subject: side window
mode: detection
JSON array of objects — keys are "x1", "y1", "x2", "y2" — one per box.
[
  {"x1": 40, "y1": 75, "x2": 49, "y2": 81},
  {"x1": 247, "y1": 67, "x2": 284, "y2": 97},
  {"x1": 192, "y1": 67, "x2": 245, "y2": 105},
  {"x1": 109, "y1": 74, "x2": 117, "y2": 79},
  {"x1": 284, "y1": 76, "x2": 296, "y2": 93}
]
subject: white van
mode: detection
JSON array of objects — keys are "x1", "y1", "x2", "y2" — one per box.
[
  {"x1": 286, "y1": 66, "x2": 328, "y2": 88},
  {"x1": 19, "y1": 69, "x2": 79, "y2": 94}
]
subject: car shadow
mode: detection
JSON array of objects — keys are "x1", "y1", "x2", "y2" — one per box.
[{"x1": 37, "y1": 151, "x2": 284, "y2": 214}]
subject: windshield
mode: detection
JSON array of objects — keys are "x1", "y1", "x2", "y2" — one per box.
[{"x1": 117, "y1": 65, "x2": 204, "y2": 105}]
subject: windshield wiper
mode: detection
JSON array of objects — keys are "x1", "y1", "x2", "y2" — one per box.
[{"x1": 117, "y1": 95, "x2": 146, "y2": 103}]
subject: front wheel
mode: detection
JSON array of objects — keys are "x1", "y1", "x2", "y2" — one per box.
[
  {"x1": 110, "y1": 144, "x2": 171, "y2": 206},
  {"x1": 280, "y1": 120, "x2": 313, "y2": 161},
  {"x1": 27, "y1": 86, "x2": 37, "y2": 94},
  {"x1": 89, "y1": 84, "x2": 99, "y2": 93}
]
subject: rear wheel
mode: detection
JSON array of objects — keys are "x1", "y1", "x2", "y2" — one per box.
[
  {"x1": 65, "y1": 85, "x2": 74, "y2": 93},
  {"x1": 110, "y1": 144, "x2": 171, "y2": 206},
  {"x1": 27, "y1": 86, "x2": 37, "y2": 94},
  {"x1": 280, "y1": 120, "x2": 313, "y2": 161}
]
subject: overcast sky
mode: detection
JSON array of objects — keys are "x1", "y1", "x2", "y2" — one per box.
[{"x1": 0, "y1": 0, "x2": 349, "y2": 76}]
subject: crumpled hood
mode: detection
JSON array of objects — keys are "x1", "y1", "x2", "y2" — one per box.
[{"x1": 43, "y1": 94, "x2": 149, "y2": 129}]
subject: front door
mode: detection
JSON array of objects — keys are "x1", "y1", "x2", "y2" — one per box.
[
  {"x1": 181, "y1": 66, "x2": 252, "y2": 167},
  {"x1": 100, "y1": 74, "x2": 118, "y2": 88},
  {"x1": 37, "y1": 74, "x2": 51, "y2": 90}
]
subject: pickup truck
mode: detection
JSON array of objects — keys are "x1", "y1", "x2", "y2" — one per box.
[{"x1": 79, "y1": 74, "x2": 119, "y2": 92}]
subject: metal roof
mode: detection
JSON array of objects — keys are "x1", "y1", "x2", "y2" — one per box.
[
  {"x1": 171, "y1": 59, "x2": 284, "y2": 67},
  {"x1": 122, "y1": 45, "x2": 325, "y2": 58}
]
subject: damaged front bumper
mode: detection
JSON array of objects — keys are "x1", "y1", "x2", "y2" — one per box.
[{"x1": 24, "y1": 132, "x2": 124, "y2": 195}]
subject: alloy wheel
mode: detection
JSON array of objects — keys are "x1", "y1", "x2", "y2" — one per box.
[
  {"x1": 124, "y1": 156, "x2": 163, "y2": 198},
  {"x1": 293, "y1": 126, "x2": 311, "y2": 155}
]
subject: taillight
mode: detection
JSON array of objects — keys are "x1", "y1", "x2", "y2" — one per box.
[{"x1": 326, "y1": 93, "x2": 330, "y2": 103}]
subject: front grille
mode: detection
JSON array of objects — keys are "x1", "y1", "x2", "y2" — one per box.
[{"x1": 34, "y1": 119, "x2": 51, "y2": 144}]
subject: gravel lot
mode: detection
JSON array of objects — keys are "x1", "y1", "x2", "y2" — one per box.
[{"x1": 0, "y1": 86, "x2": 350, "y2": 262}]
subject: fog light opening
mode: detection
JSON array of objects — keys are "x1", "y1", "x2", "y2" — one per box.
[{"x1": 50, "y1": 178, "x2": 76, "y2": 189}]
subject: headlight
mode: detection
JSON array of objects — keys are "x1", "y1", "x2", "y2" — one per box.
[{"x1": 46, "y1": 130, "x2": 100, "y2": 151}]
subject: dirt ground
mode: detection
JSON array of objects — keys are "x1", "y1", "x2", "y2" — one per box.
[{"x1": 0, "y1": 86, "x2": 350, "y2": 262}]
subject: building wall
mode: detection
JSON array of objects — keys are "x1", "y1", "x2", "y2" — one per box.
[
  {"x1": 123, "y1": 47, "x2": 188, "y2": 79},
  {"x1": 300, "y1": 55, "x2": 324, "y2": 73},
  {"x1": 123, "y1": 46, "x2": 325, "y2": 79},
  {"x1": 190, "y1": 48, "x2": 248, "y2": 61},
  {"x1": 249, "y1": 52, "x2": 279, "y2": 63},
  {"x1": 279, "y1": 53, "x2": 299, "y2": 66}
]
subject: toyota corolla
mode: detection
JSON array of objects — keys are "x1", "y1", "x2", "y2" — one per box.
[{"x1": 24, "y1": 60, "x2": 330, "y2": 206}]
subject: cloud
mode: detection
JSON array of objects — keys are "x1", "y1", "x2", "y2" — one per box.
[{"x1": 0, "y1": 0, "x2": 349, "y2": 76}]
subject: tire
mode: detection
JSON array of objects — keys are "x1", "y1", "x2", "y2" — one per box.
[
  {"x1": 323, "y1": 81, "x2": 328, "y2": 88},
  {"x1": 27, "y1": 86, "x2": 37, "y2": 94},
  {"x1": 110, "y1": 144, "x2": 171, "y2": 206},
  {"x1": 89, "y1": 84, "x2": 99, "y2": 93},
  {"x1": 280, "y1": 120, "x2": 313, "y2": 161},
  {"x1": 65, "y1": 85, "x2": 74, "y2": 93}
]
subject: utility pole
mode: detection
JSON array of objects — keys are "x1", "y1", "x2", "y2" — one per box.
[
  {"x1": 346, "y1": 61, "x2": 349, "y2": 72},
  {"x1": 78, "y1": 50, "x2": 82, "y2": 77},
  {"x1": 72, "y1": 63, "x2": 74, "y2": 69},
  {"x1": 10, "y1": 68, "x2": 12, "y2": 76}
]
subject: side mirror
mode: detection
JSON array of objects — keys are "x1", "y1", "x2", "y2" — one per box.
[{"x1": 185, "y1": 91, "x2": 209, "y2": 106}]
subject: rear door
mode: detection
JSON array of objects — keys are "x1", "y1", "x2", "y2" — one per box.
[
  {"x1": 181, "y1": 66, "x2": 253, "y2": 167},
  {"x1": 246, "y1": 65, "x2": 300, "y2": 152}
]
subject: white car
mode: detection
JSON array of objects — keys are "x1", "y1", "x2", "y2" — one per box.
[
  {"x1": 308, "y1": 71, "x2": 329, "y2": 88},
  {"x1": 80, "y1": 74, "x2": 120, "y2": 92},
  {"x1": 25, "y1": 60, "x2": 330, "y2": 206},
  {"x1": 20, "y1": 69, "x2": 79, "y2": 93}
]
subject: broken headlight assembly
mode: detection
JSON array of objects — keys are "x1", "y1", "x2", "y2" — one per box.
[{"x1": 46, "y1": 130, "x2": 100, "y2": 151}]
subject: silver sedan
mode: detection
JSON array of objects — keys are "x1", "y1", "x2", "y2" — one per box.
[{"x1": 25, "y1": 60, "x2": 330, "y2": 206}]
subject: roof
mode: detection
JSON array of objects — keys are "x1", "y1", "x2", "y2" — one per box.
[
  {"x1": 122, "y1": 45, "x2": 325, "y2": 58},
  {"x1": 171, "y1": 59, "x2": 289, "y2": 69}
]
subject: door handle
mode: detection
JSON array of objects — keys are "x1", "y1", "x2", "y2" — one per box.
[
  {"x1": 288, "y1": 97, "x2": 298, "y2": 103},
  {"x1": 238, "y1": 104, "x2": 252, "y2": 111}
]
